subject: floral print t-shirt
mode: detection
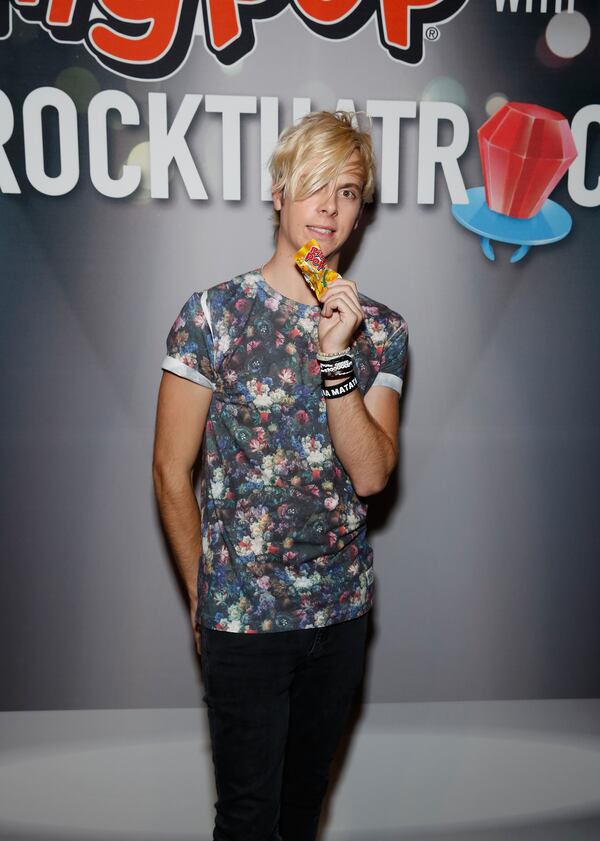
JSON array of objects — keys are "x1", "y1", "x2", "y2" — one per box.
[{"x1": 161, "y1": 269, "x2": 408, "y2": 633}]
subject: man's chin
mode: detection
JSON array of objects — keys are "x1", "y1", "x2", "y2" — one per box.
[{"x1": 323, "y1": 243, "x2": 342, "y2": 264}]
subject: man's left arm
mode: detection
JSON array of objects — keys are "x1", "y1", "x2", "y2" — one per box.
[
  {"x1": 322, "y1": 382, "x2": 399, "y2": 496},
  {"x1": 318, "y1": 279, "x2": 406, "y2": 497}
]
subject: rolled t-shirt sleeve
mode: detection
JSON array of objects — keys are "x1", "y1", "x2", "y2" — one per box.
[
  {"x1": 372, "y1": 317, "x2": 408, "y2": 396},
  {"x1": 161, "y1": 291, "x2": 216, "y2": 391}
]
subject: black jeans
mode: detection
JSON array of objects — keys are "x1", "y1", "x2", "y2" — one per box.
[{"x1": 200, "y1": 612, "x2": 369, "y2": 841}]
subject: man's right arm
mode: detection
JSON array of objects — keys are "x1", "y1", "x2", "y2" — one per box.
[{"x1": 152, "y1": 371, "x2": 213, "y2": 645}]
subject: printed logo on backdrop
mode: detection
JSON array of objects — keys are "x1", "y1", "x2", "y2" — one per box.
[
  {"x1": 495, "y1": 0, "x2": 575, "y2": 11},
  {"x1": 1, "y1": 0, "x2": 469, "y2": 80},
  {"x1": 452, "y1": 102, "x2": 578, "y2": 264}
]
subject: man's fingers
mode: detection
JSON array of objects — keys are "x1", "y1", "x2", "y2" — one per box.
[
  {"x1": 190, "y1": 603, "x2": 201, "y2": 656},
  {"x1": 322, "y1": 280, "x2": 360, "y2": 311},
  {"x1": 324, "y1": 278, "x2": 358, "y2": 299},
  {"x1": 322, "y1": 291, "x2": 363, "y2": 321}
]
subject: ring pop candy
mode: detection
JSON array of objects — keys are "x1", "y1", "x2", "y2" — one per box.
[{"x1": 294, "y1": 240, "x2": 341, "y2": 301}]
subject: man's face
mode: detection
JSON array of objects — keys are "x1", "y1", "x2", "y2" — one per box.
[{"x1": 273, "y1": 150, "x2": 365, "y2": 264}]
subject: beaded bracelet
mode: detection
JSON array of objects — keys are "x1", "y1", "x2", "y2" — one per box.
[
  {"x1": 316, "y1": 345, "x2": 351, "y2": 361},
  {"x1": 321, "y1": 375, "x2": 358, "y2": 399}
]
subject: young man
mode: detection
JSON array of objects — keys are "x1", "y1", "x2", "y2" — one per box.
[{"x1": 153, "y1": 111, "x2": 408, "y2": 841}]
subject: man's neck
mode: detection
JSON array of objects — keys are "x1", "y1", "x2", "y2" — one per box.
[{"x1": 262, "y1": 240, "x2": 340, "y2": 307}]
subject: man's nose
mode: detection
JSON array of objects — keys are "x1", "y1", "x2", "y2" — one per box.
[{"x1": 319, "y1": 190, "x2": 338, "y2": 215}]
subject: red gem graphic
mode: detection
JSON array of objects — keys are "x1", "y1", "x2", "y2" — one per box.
[{"x1": 478, "y1": 102, "x2": 577, "y2": 219}]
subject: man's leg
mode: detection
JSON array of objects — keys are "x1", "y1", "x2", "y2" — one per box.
[
  {"x1": 278, "y1": 613, "x2": 369, "y2": 841},
  {"x1": 200, "y1": 625, "x2": 316, "y2": 841}
]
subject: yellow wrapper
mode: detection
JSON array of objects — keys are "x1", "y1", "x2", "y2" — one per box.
[{"x1": 294, "y1": 239, "x2": 341, "y2": 301}]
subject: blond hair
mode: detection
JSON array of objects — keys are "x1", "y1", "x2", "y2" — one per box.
[{"x1": 269, "y1": 111, "x2": 376, "y2": 231}]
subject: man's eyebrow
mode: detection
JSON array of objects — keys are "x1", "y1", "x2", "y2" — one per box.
[{"x1": 337, "y1": 180, "x2": 363, "y2": 190}]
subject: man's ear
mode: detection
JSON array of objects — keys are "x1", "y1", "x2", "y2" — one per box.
[
  {"x1": 354, "y1": 202, "x2": 365, "y2": 229},
  {"x1": 272, "y1": 190, "x2": 283, "y2": 212}
]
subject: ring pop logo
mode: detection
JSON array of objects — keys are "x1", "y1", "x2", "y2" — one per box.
[{"x1": 1, "y1": 0, "x2": 469, "y2": 79}]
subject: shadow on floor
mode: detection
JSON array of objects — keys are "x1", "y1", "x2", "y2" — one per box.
[{"x1": 3, "y1": 810, "x2": 600, "y2": 841}]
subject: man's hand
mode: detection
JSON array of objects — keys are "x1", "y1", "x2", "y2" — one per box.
[
  {"x1": 190, "y1": 594, "x2": 201, "y2": 656},
  {"x1": 153, "y1": 371, "x2": 212, "y2": 660},
  {"x1": 316, "y1": 278, "x2": 401, "y2": 497},
  {"x1": 318, "y1": 278, "x2": 364, "y2": 354}
]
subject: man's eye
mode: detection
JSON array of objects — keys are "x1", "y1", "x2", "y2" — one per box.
[{"x1": 341, "y1": 189, "x2": 357, "y2": 199}]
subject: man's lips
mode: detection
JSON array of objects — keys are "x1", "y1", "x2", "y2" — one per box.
[{"x1": 307, "y1": 225, "x2": 336, "y2": 237}]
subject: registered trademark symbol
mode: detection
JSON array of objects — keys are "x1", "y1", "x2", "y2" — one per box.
[{"x1": 425, "y1": 26, "x2": 440, "y2": 42}]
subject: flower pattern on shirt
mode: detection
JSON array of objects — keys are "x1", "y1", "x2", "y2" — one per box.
[{"x1": 162, "y1": 270, "x2": 408, "y2": 633}]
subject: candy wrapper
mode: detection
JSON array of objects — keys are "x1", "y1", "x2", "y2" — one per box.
[{"x1": 294, "y1": 240, "x2": 340, "y2": 300}]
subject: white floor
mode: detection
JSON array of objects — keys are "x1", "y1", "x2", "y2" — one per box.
[{"x1": 1, "y1": 701, "x2": 600, "y2": 840}]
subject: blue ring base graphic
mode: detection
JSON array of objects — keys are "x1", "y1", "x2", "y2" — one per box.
[{"x1": 452, "y1": 187, "x2": 573, "y2": 263}]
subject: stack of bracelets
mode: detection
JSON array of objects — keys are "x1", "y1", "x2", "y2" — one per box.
[{"x1": 316, "y1": 346, "x2": 359, "y2": 399}]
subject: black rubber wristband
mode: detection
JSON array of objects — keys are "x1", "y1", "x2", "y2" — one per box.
[
  {"x1": 318, "y1": 353, "x2": 354, "y2": 375},
  {"x1": 321, "y1": 375, "x2": 358, "y2": 399},
  {"x1": 320, "y1": 360, "x2": 355, "y2": 380}
]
